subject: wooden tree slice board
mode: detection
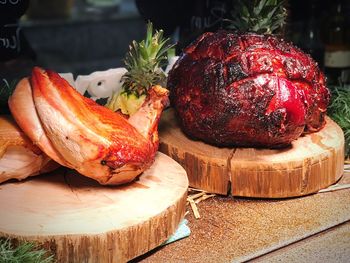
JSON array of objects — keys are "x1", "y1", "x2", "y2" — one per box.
[
  {"x1": 159, "y1": 109, "x2": 344, "y2": 198},
  {"x1": 0, "y1": 152, "x2": 188, "y2": 263}
]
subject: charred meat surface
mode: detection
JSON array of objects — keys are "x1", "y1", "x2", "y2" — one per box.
[{"x1": 168, "y1": 31, "x2": 330, "y2": 148}]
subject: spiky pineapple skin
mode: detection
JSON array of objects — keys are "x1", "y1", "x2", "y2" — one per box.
[{"x1": 168, "y1": 31, "x2": 330, "y2": 148}]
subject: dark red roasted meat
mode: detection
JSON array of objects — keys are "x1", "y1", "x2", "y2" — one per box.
[{"x1": 168, "y1": 31, "x2": 330, "y2": 148}]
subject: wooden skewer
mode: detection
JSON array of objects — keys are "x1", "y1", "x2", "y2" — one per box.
[
  {"x1": 188, "y1": 192, "x2": 206, "y2": 200},
  {"x1": 187, "y1": 188, "x2": 216, "y2": 219},
  {"x1": 188, "y1": 187, "x2": 208, "y2": 193},
  {"x1": 195, "y1": 194, "x2": 216, "y2": 204},
  {"x1": 188, "y1": 199, "x2": 200, "y2": 219},
  {"x1": 318, "y1": 184, "x2": 350, "y2": 193}
]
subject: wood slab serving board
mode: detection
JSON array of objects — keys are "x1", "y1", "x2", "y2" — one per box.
[
  {"x1": 137, "y1": 171, "x2": 350, "y2": 263},
  {"x1": 159, "y1": 109, "x2": 344, "y2": 198},
  {"x1": 0, "y1": 152, "x2": 188, "y2": 263}
]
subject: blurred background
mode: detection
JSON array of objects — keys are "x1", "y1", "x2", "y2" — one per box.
[
  {"x1": 19, "y1": 0, "x2": 145, "y2": 75},
  {"x1": 0, "y1": 0, "x2": 349, "y2": 81}
]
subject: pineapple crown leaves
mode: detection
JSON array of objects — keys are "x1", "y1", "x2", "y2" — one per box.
[
  {"x1": 122, "y1": 22, "x2": 175, "y2": 97},
  {"x1": 227, "y1": 0, "x2": 287, "y2": 34}
]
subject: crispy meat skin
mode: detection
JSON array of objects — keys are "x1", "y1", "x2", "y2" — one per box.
[
  {"x1": 0, "y1": 115, "x2": 59, "y2": 184},
  {"x1": 168, "y1": 31, "x2": 330, "y2": 147},
  {"x1": 9, "y1": 67, "x2": 169, "y2": 185}
]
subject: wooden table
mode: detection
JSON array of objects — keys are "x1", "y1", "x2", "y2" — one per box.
[{"x1": 131, "y1": 169, "x2": 350, "y2": 262}]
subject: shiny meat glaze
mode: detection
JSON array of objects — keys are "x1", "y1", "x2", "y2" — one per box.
[
  {"x1": 168, "y1": 31, "x2": 330, "y2": 148},
  {"x1": 9, "y1": 68, "x2": 169, "y2": 185}
]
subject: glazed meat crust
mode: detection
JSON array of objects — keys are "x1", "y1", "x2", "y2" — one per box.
[{"x1": 168, "y1": 31, "x2": 330, "y2": 148}]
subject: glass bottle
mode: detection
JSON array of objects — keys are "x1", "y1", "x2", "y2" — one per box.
[
  {"x1": 323, "y1": 0, "x2": 350, "y2": 87},
  {"x1": 299, "y1": 0, "x2": 325, "y2": 69}
]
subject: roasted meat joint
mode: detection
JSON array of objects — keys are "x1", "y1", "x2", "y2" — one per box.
[
  {"x1": 0, "y1": 21, "x2": 173, "y2": 185},
  {"x1": 168, "y1": 1, "x2": 330, "y2": 148},
  {"x1": 6, "y1": 67, "x2": 169, "y2": 185},
  {"x1": 168, "y1": 32, "x2": 330, "y2": 148},
  {"x1": 0, "y1": 0, "x2": 349, "y2": 262}
]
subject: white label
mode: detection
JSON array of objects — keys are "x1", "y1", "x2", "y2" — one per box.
[{"x1": 325, "y1": 50, "x2": 350, "y2": 68}]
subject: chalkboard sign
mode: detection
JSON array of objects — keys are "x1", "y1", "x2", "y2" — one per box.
[
  {"x1": 0, "y1": 23, "x2": 21, "y2": 60},
  {"x1": 0, "y1": 0, "x2": 30, "y2": 61},
  {"x1": 0, "y1": 0, "x2": 29, "y2": 23}
]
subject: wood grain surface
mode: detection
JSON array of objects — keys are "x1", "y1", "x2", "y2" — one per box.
[
  {"x1": 0, "y1": 152, "x2": 188, "y2": 263},
  {"x1": 134, "y1": 171, "x2": 350, "y2": 263},
  {"x1": 159, "y1": 109, "x2": 344, "y2": 197}
]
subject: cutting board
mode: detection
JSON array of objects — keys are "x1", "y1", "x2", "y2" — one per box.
[
  {"x1": 138, "y1": 171, "x2": 350, "y2": 263},
  {"x1": 0, "y1": 152, "x2": 188, "y2": 263},
  {"x1": 159, "y1": 108, "x2": 344, "y2": 198}
]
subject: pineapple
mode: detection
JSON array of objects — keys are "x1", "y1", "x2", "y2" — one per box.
[
  {"x1": 106, "y1": 22, "x2": 174, "y2": 115},
  {"x1": 227, "y1": 0, "x2": 287, "y2": 34}
]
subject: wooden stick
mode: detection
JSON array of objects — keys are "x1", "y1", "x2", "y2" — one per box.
[
  {"x1": 188, "y1": 187, "x2": 208, "y2": 193},
  {"x1": 188, "y1": 192, "x2": 206, "y2": 200},
  {"x1": 188, "y1": 199, "x2": 200, "y2": 219},
  {"x1": 318, "y1": 184, "x2": 350, "y2": 193},
  {"x1": 194, "y1": 194, "x2": 216, "y2": 204}
]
